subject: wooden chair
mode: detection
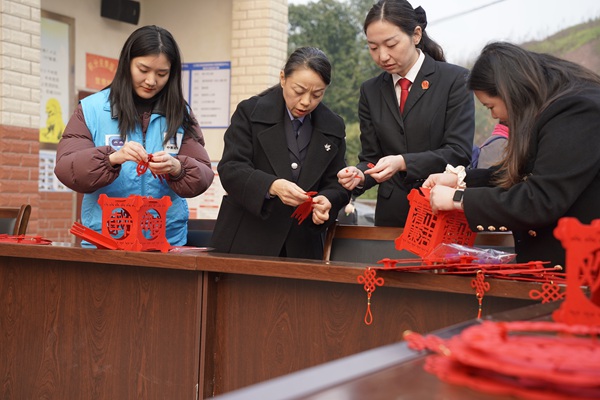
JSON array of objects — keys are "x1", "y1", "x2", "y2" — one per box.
[
  {"x1": 323, "y1": 221, "x2": 515, "y2": 263},
  {"x1": 474, "y1": 231, "x2": 514, "y2": 247},
  {"x1": 186, "y1": 219, "x2": 216, "y2": 247},
  {"x1": 323, "y1": 222, "x2": 412, "y2": 263},
  {"x1": 0, "y1": 204, "x2": 32, "y2": 236}
]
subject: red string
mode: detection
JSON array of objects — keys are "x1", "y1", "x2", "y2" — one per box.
[
  {"x1": 471, "y1": 271, "x2": 490, "y2": 319},
  {"x1": 357, "y1": 267, "x2": 384, "y2": 326},
  {"x1": 136, "y1": 154, "x2": 169, "y2": 183},
  {"x1": 136, "y1": 158, "x2": 149, "y2": 175},
  {"x1": 364, "y1": 292, "x2": 373, "y2": 325},
  {"x1": 356, "y1": 259, "x2": 567, "y2": 326},
  {"x1": 291, "y1": 191, "x2": 318, "y2": 224}
]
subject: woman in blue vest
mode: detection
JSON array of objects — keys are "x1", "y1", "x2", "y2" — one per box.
[{"x1": 55, "y1": 25, "x2": 214, "y2": 246}]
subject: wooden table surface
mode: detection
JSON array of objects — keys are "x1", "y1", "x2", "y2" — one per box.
[
  {"x1": 212, "y1": 302, "x2": 561, "y2": 400},
  {"x1": 0, "y1": 242, "x2": 545, "y2": 399}
]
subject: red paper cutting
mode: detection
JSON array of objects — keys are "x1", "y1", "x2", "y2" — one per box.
[
  {"x1": 291, "y1": 191, "x2": 317, "y2": 225},
  {"x1": 71, "y1": 195, "x2": 172, "y2": 252},
  {"x1": 404, "y1": 321, "x2": 600, "y2": 400},
  {"x1": 0, "y1": 234, "x2": 52, "y2": 245},
  {"x1": 395, "y1": 187, "x2": 476, "y2": 258},
  {"x1": 99, "y1": 194, "x2": 171, "y2": 252},
  {"x1": 552, "y1": 217, "x2": 600, "y2": 325},
  {"x1": 399, "y1": 216, "x2": 600, "y2": 400}
]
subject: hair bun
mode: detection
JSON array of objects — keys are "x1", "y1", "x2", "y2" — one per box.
[{"x1": 414, "y1": 6, "x2": 427, "y2": 30}]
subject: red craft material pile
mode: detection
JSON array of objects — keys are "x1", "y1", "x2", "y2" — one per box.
[
  {"x1": 403, "y1": 217, "x2": 600, "y2": 400},
  {"x1": 0, "y1": 234, "x2": 51, "y2": 245},
  {"x1": 405, "y1": 321, "x2": 600, "y2": 400},
  {"x1": 395, "y1": 187, "x2": 476, "y2": 258}
]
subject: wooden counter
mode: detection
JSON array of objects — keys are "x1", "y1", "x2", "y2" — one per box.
[
  {"x1": 0, "y1": 243, "x2": 541, "y2": 399},
  {"x1": 211, "y1": 302, "x2": 561, "y2": 400}
]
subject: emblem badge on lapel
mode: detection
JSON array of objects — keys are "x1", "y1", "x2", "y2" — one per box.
[{"x1": 324, "y1": 144, "x2": 331, "y2": 152}]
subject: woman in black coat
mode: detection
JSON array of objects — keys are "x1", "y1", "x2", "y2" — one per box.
[
  {"x1": 425, "y1": 42, "x2": 600, "y2": 267},
  {"x1": 210, "y1": 47, "x2": 350, "y2": 259}
]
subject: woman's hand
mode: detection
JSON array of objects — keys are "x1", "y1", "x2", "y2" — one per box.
[
  {"x1": 366, "y1": 155, "x2": 405, "y2": 183},
  {"x1": 148, "y1": 150, "x2": 182, "y2": 177},
  {"x1": 311, "y1": 195, "x2": 331, "y2": 225},
  {"x1": 422, "y1": 172, "x2": 458, "y2": 189},
  {"x1": 430, "y1": 186, "x2": 460, "y2": 214},
  {"x1": 337, "y1": 166, "x2": 364, "y2": 190},
  {"x1": 109, "y1": 141, "x2": 147, "y2": 166},
  {"x1": 269, "y1": 179, "x2": 311, "y2": 207}
]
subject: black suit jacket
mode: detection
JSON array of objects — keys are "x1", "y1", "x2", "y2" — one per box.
[
  {"x1": 464, "y1": 87, "x2": 600, "y2": 267},
  {"x1": 356, "y1": 54, "x2": 475, "y2": 226},
  {"x1": 210, "y1": 86, "x2": 350, "y2": 259}
]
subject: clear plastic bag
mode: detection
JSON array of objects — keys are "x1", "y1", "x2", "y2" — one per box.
[{"x1": 425, "y1": 243, "x2": 516, "y2": 264}]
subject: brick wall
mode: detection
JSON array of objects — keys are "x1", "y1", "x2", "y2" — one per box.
[
  {"x1": 230, "y1": 0, "x2": 288, "y2": 108},
  {"x1": 1, "y1": 1, "x2": 39, "y2": 239}
]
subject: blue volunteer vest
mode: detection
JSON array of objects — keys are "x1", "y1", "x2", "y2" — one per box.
[{"x1": 79, "y1": 89, "x2": 188, "y2": 246}]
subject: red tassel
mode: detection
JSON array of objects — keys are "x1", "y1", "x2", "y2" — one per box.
[{"x1": 291, "y1": 191, "x2": 318, "y2": 224}]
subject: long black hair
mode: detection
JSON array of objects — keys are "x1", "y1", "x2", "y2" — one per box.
[
  {"x1": 363, "y1": 0, "x2": 445, "y2": 62},
  {"x1": 469, "y1": 41, "x2": 600, "y2": 187},
  {"x1": 109, "y1": 25, "x2": 197, "y2": 144}
]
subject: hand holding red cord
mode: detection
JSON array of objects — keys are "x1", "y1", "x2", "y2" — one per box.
[
  {"x1": 291, "y1": 191, "x2": 318, "y2": 224},
  {"x1": 137, "y1": 154, "x2": 169, "y2": 183}
]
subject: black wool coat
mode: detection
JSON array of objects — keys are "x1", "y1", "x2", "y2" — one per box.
[{"x1": 210, "y1": 86, "x2": 350, "y2": 259}]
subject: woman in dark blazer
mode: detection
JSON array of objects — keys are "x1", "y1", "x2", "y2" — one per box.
[
  {"x1": 338, "y1": 0, "x2": 474, "y2": 227},
  {"x1": 210, "y1": 47, "x2": 350, "y2": 259},
  {"x1": 426, "y1": 42, "x2": 600, "y2": 267}
]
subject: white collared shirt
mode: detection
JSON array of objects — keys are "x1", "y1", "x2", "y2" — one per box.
[{"x1": 392, "y1": 49, "x2": 425, "y2": 105}]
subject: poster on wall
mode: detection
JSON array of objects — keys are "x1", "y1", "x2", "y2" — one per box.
[
  {"x1": 186, "y1": 162, "x2": 226, "y2": 220},
  {"x1": 40, "y1": 12, "x2": 73, "y2": 192},
  {"x1": 39, "y1": 150, "x2": 69, "y2": 192},
  {"x1": 182, "y1": 62, "x2": 231, "y2": 128},
  {"x1": 182, "y1": 61, "x2": 231, "y2": 219},
  {"x1": 86, "y1": 53, "x2": 118, "y2": 91}
]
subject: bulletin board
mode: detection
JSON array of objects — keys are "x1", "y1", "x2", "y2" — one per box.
[
  {"x1": 39, "y1": 10, "x2": 74, "y2": 192},
  {"x1": 182, "y1": 61, "x2": 231, "y2": 129}
]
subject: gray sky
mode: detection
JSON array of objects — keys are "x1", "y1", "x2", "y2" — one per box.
[{"x1": 289, "y1": 0, "x2": 600, "y2": 64}]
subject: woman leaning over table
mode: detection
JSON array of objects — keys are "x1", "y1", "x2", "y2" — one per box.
[
  {"x1": 210, "y1": 47, "x2": 350, "y2": 259},
  {"x1": 425, "y1": 42, "x2": 600, "y2": 267}
]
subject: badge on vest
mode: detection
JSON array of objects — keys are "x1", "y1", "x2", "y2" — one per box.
[
  {"x1": 106, "y1": 135, "x2": 124, "y2": 150},
  {"x1": 163, "y1": 132, "x2": 183, "y2": 154}
]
